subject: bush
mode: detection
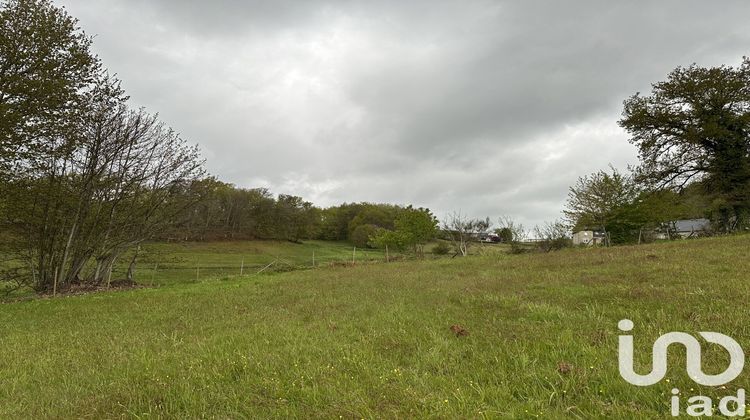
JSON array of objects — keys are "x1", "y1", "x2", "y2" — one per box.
[
  {"x1": 534, "y1": 221, "x2": 573, "y2": 252},
  {"x1": 432, "y1": 241, "x2": 451, "y2": 255}
]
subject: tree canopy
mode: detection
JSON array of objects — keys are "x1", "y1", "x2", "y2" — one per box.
[
  {"x1": 620, "y1": 57, "x2": 750, "y2": 230},
  {"x1": 563, "y1": 167, "x2": 638, "y2": 245},
  {"x1": 0, "y1": 0, "x2": 100, "y2": 173}
]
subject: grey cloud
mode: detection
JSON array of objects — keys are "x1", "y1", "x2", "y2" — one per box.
[{"x1": 58, "y1": 0, "x2": 750, "y2": 227}]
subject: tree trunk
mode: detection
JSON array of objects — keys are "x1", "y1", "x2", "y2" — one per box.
[
  {"x1": 57, "y1": 219, "x2": 79, "y2": 288},
  {"x1": 125, "y1": 246, "x2": 140, "y2": 284}
]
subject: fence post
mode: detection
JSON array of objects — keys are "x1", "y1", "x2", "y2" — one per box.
[
  {"x1": 196, "y1": 266, "x2": 200, "y2": 282},
  {"x1": 352, "y1": 247, "x2": 356, "y2": 264},
  {"x1": 151, "y1": 263, "x2": 158, "y2": 285},
  {"x1": 312, "y1": 251, "x2": 315, "y2": 267},
  {"x1": 240, "y1": 258, "x2": 245, "y2": 276},
  {"x1": 385, "y1": 244, "x2": 389, "y2": 262}
]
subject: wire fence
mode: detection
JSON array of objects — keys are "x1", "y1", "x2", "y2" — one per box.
[{"x1": 116, "y1": 249, "x2": 389, "y2": 286}]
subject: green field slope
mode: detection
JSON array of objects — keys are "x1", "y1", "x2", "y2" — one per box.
[
  {"x1": 1, "y1": 236, "x2": 749, "y2": 418},
  {"x1": 131, "y1": 240, "x2": 386, "y2": 286}
]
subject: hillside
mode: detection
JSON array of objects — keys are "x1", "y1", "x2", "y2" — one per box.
[{"x1": 1, "y1": 236, "x2": 749, "y2": 418}]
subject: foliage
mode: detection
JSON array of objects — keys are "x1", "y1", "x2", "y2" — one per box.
[
  {"x1": 0, "y1": 0, "x2": 100, "y2": 173},
  {"x1": 168, "y1": 197, "x2": 436, "y2": 248},
  {"x1": 275, "y1": 195, "x2": 320, "y2": 242},
  {"x1": 350, "y1": 224, "x2": 383, "y2": 248},
  {"x1": 318, "y1": 203, "x2": 399, "y2": 242},
  {"x1": 393, "y1": 206, "x2": 438, "y2": 254},
  {"x1": 494, "y1": 227, "x2": 514, "y2": 243},
  {"x1": 620, "y1": 57, "x2": 750, "y2": 231},
  {"x1": 318, "y1": 204, "x2": 358, "y2": 241},
  {"x1": 347, "y1": 204, "x2": 400, "y2": 237},
  {"x1": 166, "y1": 183, "x2": 321, "y2": 242},
  {"x1": 368, "y1": 229, "x2": 409, "y2": 252},
  {"x1": 564, "y1": 167, "x2": 638, "y2": 246},
  {"x1": 604, "y1": 189, "x2": 702, "y2": 244},
  {"x1": 369, "y1": 207, "x2": 438, "y2": 255}
]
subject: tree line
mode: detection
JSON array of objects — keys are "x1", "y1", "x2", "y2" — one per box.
[{"x1": 160, "y1": 183, "x2": 440, "y2": 255}]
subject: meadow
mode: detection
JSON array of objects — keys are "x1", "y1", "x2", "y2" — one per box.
[
  {"x1": 126, "y1": 240, "x2": 388, "y2": 286},
  {"x1": 1, "y1": 236, "x2": 749, "y2": 418}
]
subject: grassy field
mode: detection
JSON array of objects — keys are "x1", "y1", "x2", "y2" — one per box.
[
  {"x1": 114, "y1": 239, "x2": 504, "y2": 286},
  {"x1": 1, "y1": 236, "x2": 749, "y2": 418},
  {"x1": 129, "y1": 240, "x2": 387, "y2": 286}
]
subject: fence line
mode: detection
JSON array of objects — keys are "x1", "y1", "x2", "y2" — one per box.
[{"x1": 116, "y1": 249, "x2": 388, "y2": 284}]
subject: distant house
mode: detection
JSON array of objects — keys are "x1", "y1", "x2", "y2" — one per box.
[
  {"x1": 658, "y1": 218, "x2": 712, "y2": 239},
  {"x1": 572, "y1": 230, "x2": 606, "y2": 246}
]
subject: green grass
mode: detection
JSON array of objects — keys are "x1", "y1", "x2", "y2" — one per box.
[
  {"x1": 129, "y1": 240, "x2": 385, "y2": 286},
  {"x1": 1, "y1": 236, "x2": 750, "y2": 418}
]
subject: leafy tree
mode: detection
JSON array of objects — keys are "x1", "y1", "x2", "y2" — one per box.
[
  {"x1": 0, "y1": 0, "x2": 100, "y2": 174},
  {"x1": 349, "y1": 224, "x2": 382, "y2": 248},
  {"x1": 494, "y1": 227, "x2": 513, "y2": 243},
  {"x1": 563, "y1": 167, "x2": 638, "y2": 246},
  {"x1": 347, "y1": 204, "x2": 398, "y2": 234},
  {"x1": 164, "y1": 183, "x2": 327, "y2": 242},
  {"x1": 620, "y1": 57, "x2": 750, "y2": 231},
  {"x1": 178, "y1": 178, "x2": 233, "y2": 240},
  {"x1": 392, "y1": 206, "x2": 438, "y2": 255},
  {"x1": 319, "y1": 202, "x2": 424, "y2": 245},
  {"x1": 369, "y1": 229, "x2": 409, "y2": 252},
  {"x1": 318, "y1": 204, "x2": 361, "y2": 241},
  {"x1": 369, "y1": 207, "x2": 437, "y2": 255},
  {"x1": 245, "y1": 188, "x2": 278, "y2": 238},
  {"x1": 274, "y1": 195, "x2": 320, "y2": 243},
  {"x1": 605, "y1": 190, "x2": 679, "y2": 243}
]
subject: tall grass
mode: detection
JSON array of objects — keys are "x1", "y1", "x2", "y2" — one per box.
[{"x1": 1, "y1": 236, "x2": 748, "y2": 418}]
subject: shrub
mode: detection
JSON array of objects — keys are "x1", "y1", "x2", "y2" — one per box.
[
  {"x1": 432, "y1": 241, "x2": 451, "y2": 255},
  {"x1": 534, "y1": 221, "x2": 573, "y2": 252}
]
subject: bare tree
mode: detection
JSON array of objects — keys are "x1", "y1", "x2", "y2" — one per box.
[{"x1": 442, "y1": 212, "x2": 490, "y2": 257}]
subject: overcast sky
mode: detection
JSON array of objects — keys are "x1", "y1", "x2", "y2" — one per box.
[{"x1": 57, "y1": 0, "x2": 750, "y2": 227}]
